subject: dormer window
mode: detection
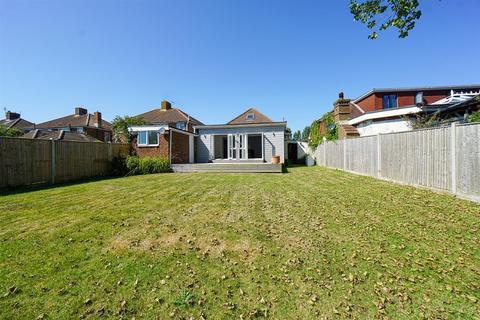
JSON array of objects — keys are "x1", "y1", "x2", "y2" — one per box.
[
  {"x1": 176, "y1": 121, "x2": 186, "y2": 130},
  {"x1": 245, "y1": 113, "x2": 255, "y2": 121}
]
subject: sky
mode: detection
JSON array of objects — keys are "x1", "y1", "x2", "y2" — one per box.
[{"x1": 1, "y1": 0, "x2": 479, "y2": 132}]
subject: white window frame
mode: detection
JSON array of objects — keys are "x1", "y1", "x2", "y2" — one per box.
[
  {"x1": 176, "y1": 121, "x2": 186, "y2": 130},
  {"x1": 137, "y1": 130, "x2": 159, "y2": 147},
  {"x1": 245, "y1": 113, "x2": 255, "y2": 121}
]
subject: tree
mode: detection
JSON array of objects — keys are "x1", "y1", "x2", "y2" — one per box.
[
  {"x1": 301, "y1": 126, "x2": 311, "y2": 142},
  {"x1": 350, "y1": 0, "x2": 422, "y2": 39},
  {"x1": 0, "y1": 125, "x2": 23, "y2": 137},
  {"x1": 111, "y1": 115, "x2": 145, "y2": 143},
  {"x1": 285, "y1": 127, "x2": 292, "y2": 140},
  {"x1": 292, "y1": 130, "x2": 301, "y2": 141},
  {"x1": 468, "y1": 110, "x2": 480, "y2": 123}
]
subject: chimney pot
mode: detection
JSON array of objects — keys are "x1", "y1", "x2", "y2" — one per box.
[
  {"x1": 93, "y1": 111, "x2": 102, "y2": 128},
  {"x1": 75, "y1": 107, "x2": 88, "y2": 115},
  {"x1": 6, "y1": 111, "x2": 20, "y2": 120},
  {"x1": 339, "y1": 92, "x2": 344, "y2": 99},
  {"x1": 161, "y1": 100, "x2": 172, "y2": 110}
]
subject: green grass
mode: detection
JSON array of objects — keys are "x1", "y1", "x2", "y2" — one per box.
[{"x1": 0, "y1": 167, "x2": 479, "y2": 319}]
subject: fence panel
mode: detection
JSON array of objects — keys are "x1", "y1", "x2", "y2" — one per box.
[
  {"x1": 0, "y1": 137, "x2": 129, "y2": 188},
  {"x1": 315, "y1": 123, "x2": 480, "y2": 202},
  {"x1": 345, "y1": 135, "x2": 378, "y2": 176},
  {"x1": 456, "y1": 123, "x2": 480, "y2": 197},
  {"x1": 380, "y1": 127, "x2": 451, "y2": 191}
]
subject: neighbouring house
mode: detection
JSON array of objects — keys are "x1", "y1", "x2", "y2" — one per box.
[
  {"x1": 128, "y1": 100, "x2": 203, "y2": 164},
  {"x1": 0, "y1": 111, "x2": 34, "y2": 133},
  {"x1": 435, "y1": 95, "x2": 480, "y2": 122},
  {"x1": 347, "y1": 85, "x2": 480, "y2": 136},
  {"x1": 35, "y1": 107, "x2": 113, "y2": 142},
  {"x1": 195, "y1": 108, "x2": 287, "y2": 163},
  {"x1": 22, "y1": 129, "x2": 102, "y2": 142}
]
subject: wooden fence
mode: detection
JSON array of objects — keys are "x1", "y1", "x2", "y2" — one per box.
[
  {"x1": 0, "y1": 137, "x2": 130, "y2": 188},
  {"x1": 314, "y1": 122, "x2": 480, "y2": 202}
]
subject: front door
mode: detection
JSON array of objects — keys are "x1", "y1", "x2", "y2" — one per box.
[{"x1": 227, "y1": 134, "x2": 247, "y2": 160}]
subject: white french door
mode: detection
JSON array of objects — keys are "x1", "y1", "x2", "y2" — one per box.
[{"x1": 227, "y1": 134, "x2": 247, "y2": 160}]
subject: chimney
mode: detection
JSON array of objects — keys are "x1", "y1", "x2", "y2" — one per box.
[
  {"x1": 161, "y1": 100, "x2": 172, "y2": 111},
  {"x1": 333, "y1": 92, "x2": 351, "y2": 123},
  {"x1": 339, "y1": 92, "x2": 344, "y2": 100},
  {"x1": 6, "y1": 111, "x2": 20, "y2": 120},
  {"x1": 75, "y1": 107, "x2": 88, "y2": 115},
  {"x1": 93, "y1": 111, "x2": 102, "y2": 128}
]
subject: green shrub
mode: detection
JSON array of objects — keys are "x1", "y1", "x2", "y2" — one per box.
[
  {"x1": 111, "y1": 156, "x2": 128, "y2": 176},
  {"x1": 114, "y1": 155, "x2": 170, "y2": 176},
  {"x1": 138, "y1": 157, "x2": 170, "y2": 174},
  {"x1": 468, "y1": 110, "x2": 480, "y2": 123}
]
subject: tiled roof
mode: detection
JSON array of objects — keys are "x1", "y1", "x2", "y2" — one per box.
[
  {"x1": 0, "y1": 118, "x2": 35, "y2": 130},
  {"x1": 36, "y1": 113, "x2": 112, "y2": 131},
  {"x1": 227, "y1": 108, "x2": 274, "y2": 125},
  {"x1": 22, "y1": 129, "x2": 102, "y2": 142},
  {"x1": 135, "y1": 107, "x2": 204, "y2": 126}
]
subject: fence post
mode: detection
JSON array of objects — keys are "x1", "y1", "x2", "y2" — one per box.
[
  {"x1": 377, "y1": 133, "x2": 381, "y2": 178},
  {"x1": 343, "y1": 140, "x2": 347, "y2": 170},
  {"x1": 51, "y1": 139, "x2": 56, "y2": 184},
  {"x1": 450, "y1": 122, "x2": 457, "y2": 194},
  {"x1": 108, "y1": 142, "x2": 112, "y2": 161},
  {"x1": 323, "y1": 141, "x2": 326, "y2": 166}
]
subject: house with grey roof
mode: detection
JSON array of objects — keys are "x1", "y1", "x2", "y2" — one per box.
[
  {"x1": 0, "y1": 111, "x2": 34, "y2": 133},
  {"x1": 35, "y1": 107, "x2": 113, "y2": 142}
]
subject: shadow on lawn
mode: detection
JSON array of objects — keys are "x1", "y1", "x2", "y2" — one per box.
[{"x1": 0, "y1": 175, "x2": 127, "y2": 196}]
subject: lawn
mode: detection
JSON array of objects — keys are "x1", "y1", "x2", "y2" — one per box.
[{"x1": 0, "y1": 167, "x2": 479, "y2": 319}]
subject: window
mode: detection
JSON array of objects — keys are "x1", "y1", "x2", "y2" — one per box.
[
  {"x1": 245, "y1": 113, "x2": 255, "y2": 121},
  {"x1": 104, "y1": 131, "x2": 111, "y2": 142},
  {"x1": 176, "y1": 121, "x2": 186, "y2": 130},
  {"x1": 382, "y1": 94, "x2": 397, "y2": 109},
  {"x1": 138, "y1": 131, "x2": 147, "y2": 145},
  {"x1": 415, "y1": 92, "x2": 423, "y2": 104},
  {"x1": 138, "y1": 131, "x2": 159, "y2": 146},
  {"x1": 148, "y1": 131, "x2": 158, "y2": 145}
]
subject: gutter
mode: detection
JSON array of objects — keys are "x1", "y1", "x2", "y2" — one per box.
[{"x1": 194, "y1": 122, "x2": 287, "y2": 130}]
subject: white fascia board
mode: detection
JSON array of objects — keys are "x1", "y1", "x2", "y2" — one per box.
[
  {"x1": 194, "y1": 122, "x2": 287, "y2": 130},
  {"x1": 128, "y1": 125, "x2": 169, "y2": 132},
  {"x1": 348, "y1": 106, "x2": 421, "y2": 125}
]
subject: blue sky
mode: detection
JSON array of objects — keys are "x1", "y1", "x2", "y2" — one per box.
[{"x1": 1, "y1": 0, "x2": 479, "y2": 131}]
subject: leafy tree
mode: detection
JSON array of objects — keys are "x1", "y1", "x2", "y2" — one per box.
[
  {"x1": 468, "y1": 110, "x2": 480, "y2": 123},
  {"x1": 285, "y1": 127, "x2": 292, "y2": 140},
  {"x1": 350, "y1": 0, "x2": 422, "y2": 39},
  {"x1": 301, "y1": 126, "x2": 311, "y2": 142},
  {"x1": 309, "y1": 112, "x2": 338, "y2": 149},
  {"x1": 111, "y1": 115, "x2": 145, "y2": 143},
  {"x1": 293, "y1": 130, "x2": 301, "y2": 141},
  {"x1": 0, "y1": 125, "x2": 23, "y2": 137}
]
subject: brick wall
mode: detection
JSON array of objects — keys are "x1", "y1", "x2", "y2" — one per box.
[
  {"x1": 85, "y1": 128, "x2": 112, "y2": 142},
  {"x1": 133, "y1": 133, "x2": 170, "y2": 159},
  {"x1": 171, "y1": 131, "x2": 190, "y2": 164}
]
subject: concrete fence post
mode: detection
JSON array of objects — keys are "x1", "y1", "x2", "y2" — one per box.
[
  {"x1": 51, "y1": 139, "x2": 56, "y2": 184},
  {"x1": 450, "y1": 122, "x2": 457, "y2": 194},
  {"x1": 377, "y1": 133, "x2": 381, "y2": 178}
]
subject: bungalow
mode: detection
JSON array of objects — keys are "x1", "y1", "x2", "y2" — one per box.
[
  {"x1": 128, "y1": 100, "x2": 203, "y2": 164},
  {"x1": 0, "y1": 111, "x2": 34, "y2": 133},
  {"x1": 36, "y1": 107, "x2": 113, "y2": 142},
  {"x1": 195, "y1": 108, "x2": 286, "y2": 163},
  {"x1": 128, "y1": 103, "x2": 286, "y2": 164}
]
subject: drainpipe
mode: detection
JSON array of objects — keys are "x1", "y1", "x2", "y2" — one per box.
[{"x1": 169, "y1": 128, "x2": 172, "y2": 165}]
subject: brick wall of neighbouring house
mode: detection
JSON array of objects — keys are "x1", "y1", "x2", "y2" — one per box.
[
  {"x1": 85, "y1": 128, "x2": 112, "y2": 142},
  {"x1": 133, "y1": 133, "x2": 170, "y2": 159},
  {"x1": 171, "y1": 131, "x2": 189, "y2": 164}
]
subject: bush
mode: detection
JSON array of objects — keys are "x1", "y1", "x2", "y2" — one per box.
[
  {"x1": 113, "y1": 155, "x2": 170, "y2": 176},
  {"x1": 111, "y1": 156, "x2": 128, "y2": 176},
  {"x1": 138, "y1": 157, "x2": 170, "y2": 174}
]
